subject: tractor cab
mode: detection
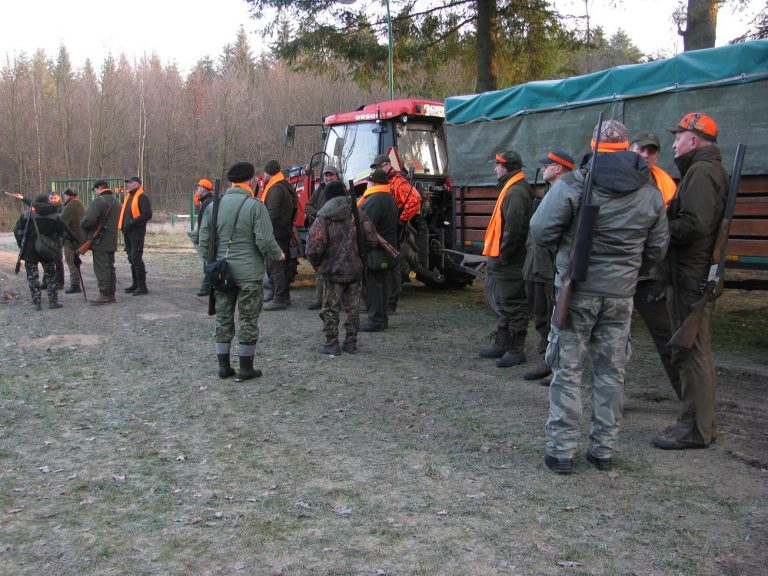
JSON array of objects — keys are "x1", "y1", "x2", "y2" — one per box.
[{"x1": 287, "y1": 99, "x2": 472, "y2": 287}]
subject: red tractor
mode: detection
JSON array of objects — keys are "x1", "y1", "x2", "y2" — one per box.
[{"x1": 287, "y1": 98, "x2": 474, "y2": 288}]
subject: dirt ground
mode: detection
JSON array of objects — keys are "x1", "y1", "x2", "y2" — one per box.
[{"x1": 0, "y1": 228, "x2": 766, "y2": 576}]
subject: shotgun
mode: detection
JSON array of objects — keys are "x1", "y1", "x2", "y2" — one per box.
[
  {"x1": 207, "y1": 178, "x2": 221, "y2": 316},
  {"x1": 551, "y1": 113, "x2": 604, "y2": 330},
  {"x1": 667, "y1": 143, "x2": 747, "y2": 352}
]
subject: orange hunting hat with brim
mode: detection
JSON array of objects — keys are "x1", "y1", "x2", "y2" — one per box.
[
  {"x1": 197, "y1": 178, "x2": 213, "y2": 191},
  {"x1": 668, "y1": 112, "x2": 718, "y2": 142}
]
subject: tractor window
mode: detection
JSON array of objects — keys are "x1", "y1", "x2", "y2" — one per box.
[
  {"x1": 395, "y1": 122, "x2": 448, "y2": 176},
  {"x1": 324, "y1": 122, "x2": 379, "y2": 184}
]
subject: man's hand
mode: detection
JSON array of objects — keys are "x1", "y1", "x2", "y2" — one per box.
[{"x1": 276, "y1": 250, "x2": 286, "y2": 262}]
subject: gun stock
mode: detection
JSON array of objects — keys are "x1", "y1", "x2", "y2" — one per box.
[
  {"x1": 77, "y1": 224, "x2": 103, "y2": 254},
  {"x1": 666, "y1": 143, "x2": 746, "y2": 352},
  {"x1": 207, "y1": 178, "x2": 221, "y2": 316},
  {"x1": 667, "y1": 291, "x2": 711, "y2": 351},
  {"x1": 376, "y1": 232, "x2": 399, "y2": 259},
  {"x1": 550, "y1": 112, "x2": 604, "y2": 330}
]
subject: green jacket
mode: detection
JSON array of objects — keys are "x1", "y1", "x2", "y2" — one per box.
[
  {"x1": 666, "y1": 145, "x2": 728, "y2": 293},
  {"x1": 487, "y1": 170, "x2": 534, "y2": 280},
  {"x1": 199, "y1": 187, "x2": 282, "y2": 284},
  {"x1": 263, "y1": 174, "x2": 296, "y2": 242},
  {"x1": 81, "y1": 191, "x2": 121, "y2": 252},
  {"x1": 61, "y1": 197, "x2": 85, "y2": 243}
]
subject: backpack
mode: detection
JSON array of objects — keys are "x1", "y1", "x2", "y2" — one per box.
[{"x1": 31, "y1": 216, "x2": 60, "y2": 262}]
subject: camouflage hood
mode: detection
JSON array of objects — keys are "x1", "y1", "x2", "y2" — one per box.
[{"x1": 317, "y1": 195, "x2": 353, "y2": 222}]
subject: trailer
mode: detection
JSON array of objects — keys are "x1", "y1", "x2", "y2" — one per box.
[{"x1": 444, "y1": 39, "x2": 768, "y2": 289}]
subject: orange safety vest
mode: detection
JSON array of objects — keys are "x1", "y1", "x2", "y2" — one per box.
[
  {"x1": 118, "y1": 187, "x2": 144, "y2": 230},
  {"x1": 650, "y1": 165, "x2": 677, "y2": 207},
  {"x1": 261, "y1": 172, "x2": 285, "y2": 203},
  {"x1": 357, "y1": 184, "x2": 391, "y2": 207},
  {"x1": 482, "y1": 172, "x2": 526, "y2": 257}
]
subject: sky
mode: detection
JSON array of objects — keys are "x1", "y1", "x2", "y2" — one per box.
[{"x1": 0, "y1": 0, "x2": 764, "y2": 75}]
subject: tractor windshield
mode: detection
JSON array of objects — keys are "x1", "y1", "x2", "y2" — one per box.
[
  {"x1": 324, "y1": 122, "x2": 379, "y2": 184},
  {"x1": 395, "y1": 122, "x2": 448, "y2": 177}
]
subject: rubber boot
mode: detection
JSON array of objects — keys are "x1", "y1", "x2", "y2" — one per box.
[
  {"x1": 479, "y1": 330, "x2": 511, "y2": 359},
  {"x1": 235, "y1": 356, "x2": 262, "y2": 381},
  {"x1": 217, "y1": 354, "x2": 235, "y2": 379},
  {"x1": 496, "y1": 332, "x2": 527, "y2": 367},
  {"x1": 133, "y1": 272, "x2": 148, "y2": 295},
  {"x1": 124, "y1": 267, "x2": 138, "y2": 293}
]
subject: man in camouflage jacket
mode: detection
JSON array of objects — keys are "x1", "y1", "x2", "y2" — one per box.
[{"x1": 305, "y1": 182, "x2": 377, "y2": 354}]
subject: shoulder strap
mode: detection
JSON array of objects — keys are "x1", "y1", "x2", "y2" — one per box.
[{"x1": 223, "y1": 194, "x2": 252, "y2": 258}]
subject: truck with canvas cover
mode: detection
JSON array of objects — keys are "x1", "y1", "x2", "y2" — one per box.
[
  {"x1": 444, "y1": 39, "x2": 768, "y2": 290},
  {"x1": 286, "y1": 98, "x2": 474, "y2": 288}
]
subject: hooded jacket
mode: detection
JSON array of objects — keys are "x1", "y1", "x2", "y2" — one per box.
[
  {"x1": 530, "y1": 151, "x2": 669, "y2": 298},
  {"x1": 14, "y1": 198, "x2": 77, "y2": 262},
  {"x1": 666, "y1": 145, "x2": 728, "y2": 293},
  {"x1": 305, "y1": 196, "x2": 377, "y2": 283}
]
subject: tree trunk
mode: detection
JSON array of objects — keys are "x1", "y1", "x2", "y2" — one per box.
[
  {"x1": 683, "y1": 0, "x2": 719, "y2": 51},
  {"x1": 475, "y1": 0, "x2": 498, "y2": 93}
]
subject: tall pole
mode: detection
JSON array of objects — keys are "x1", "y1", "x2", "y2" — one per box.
[{"x1": 386, "y1": 0, "x2": 393, "y2": 99}]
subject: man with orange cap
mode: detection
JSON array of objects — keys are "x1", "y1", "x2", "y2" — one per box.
[
  {"x1": 479, "y1": 150, "x2": 534, "y2": 368},
  {"x1": 194, "y1": 178, "x2": 215, "y2": 296},
  {"x1": 653, "y1": 112, "x2": 728, "y2": 451},
  {"x1": 530, "y1": 119, "x2": 669, "y2": 474},
  {"x1": 118, "y1": 176, "x2": 153, "y2": 295}
]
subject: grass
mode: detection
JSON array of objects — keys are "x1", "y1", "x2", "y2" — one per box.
[{"x1": 0, "y1": 245, "x2": 766, "y2": 575}]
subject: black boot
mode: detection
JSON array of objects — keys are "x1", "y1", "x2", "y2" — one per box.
[
  {"x1": 496, "y1": 332, "x2": 527, "y2": 367},
  {"x1": 133, "y1": 272, "x2": 148, "y2": 295},
  {"x1": 236, "y1": 356, "x2": 262, "y2": 381},
  {"x1": 124, "y1": 267, "x2": 138, "y2": 293},
  {"x1": 479, "y1": 330, "x2": 511, "y2": 359},
  {"x1": 317, "y1": 338, "x2": 341, "y2": 355},
  {"x1": 217, "y1": 353, "x2": 235, "y2": 379}
]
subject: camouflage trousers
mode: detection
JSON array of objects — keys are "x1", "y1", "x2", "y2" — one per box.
[
  {"x1": 545, "y1": 292, "x2": 633, "y2": 459},
  {"x1": 25, "y1": 260, "x2": 58, "y2": 305},
  {"x1": 214, "y1": 282, "x2": 263, "y2": 345},
  {"x1": 320, "y1": 278, "x2": 361, "y2": 343}
]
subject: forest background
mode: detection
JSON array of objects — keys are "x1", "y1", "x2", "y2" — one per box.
[{"x1": 0, "y1": 0, "x2": 765, "y2": 220}]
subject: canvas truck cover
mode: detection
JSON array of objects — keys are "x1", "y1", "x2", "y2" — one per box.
[{"x1": 444, "y1": 39, "x2": 768, "y2": 187}]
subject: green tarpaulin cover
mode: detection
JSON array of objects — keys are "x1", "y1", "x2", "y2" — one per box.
[{"x1": 445, "y1": 40, "x2": 768, "y2": 186}]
